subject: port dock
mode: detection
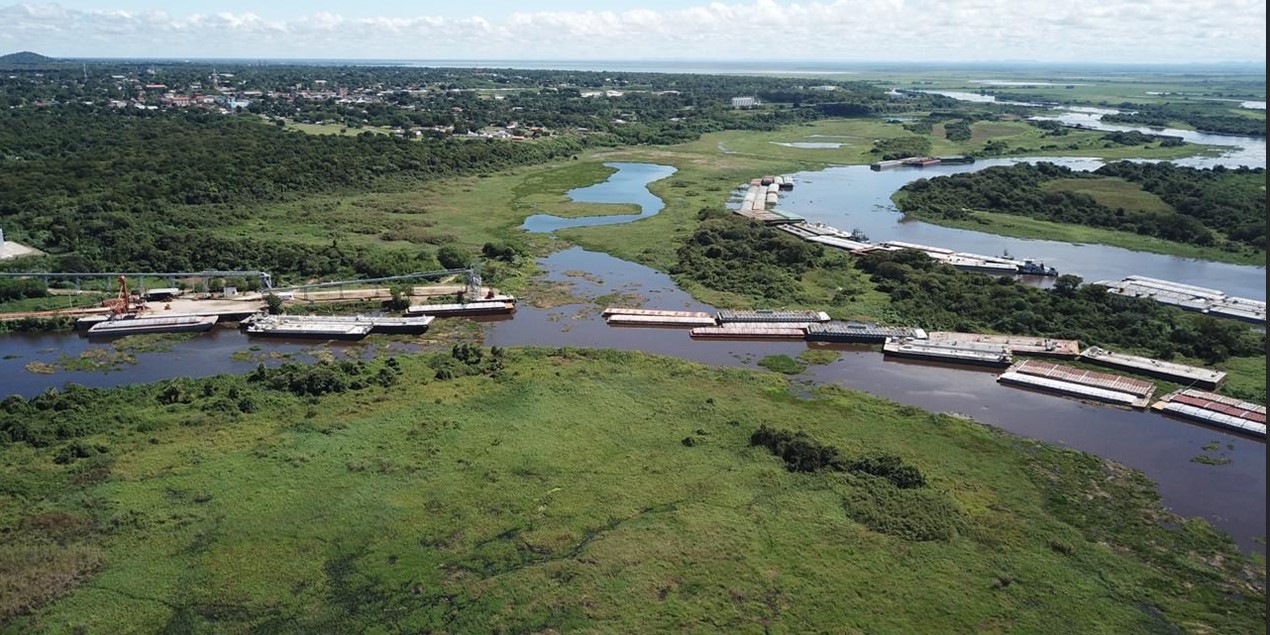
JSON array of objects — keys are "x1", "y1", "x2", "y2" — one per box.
[
  {"x1": 1080, "y1": 346, "x2": 1226, "y2": 389},
  {"x1": 1151, "y1": 389, "x2": 1266, "y2": 438},
  {"x1": 998, "y1": 359, "x2": 1155, "y2": 408},
  {"x1": 732, "y1": 176, "x2": 803, "y2": 225}
]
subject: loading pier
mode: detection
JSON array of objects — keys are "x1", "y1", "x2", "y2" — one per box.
[{"x1": 732, "y1": 176, "x2": 804, "y2": 225}]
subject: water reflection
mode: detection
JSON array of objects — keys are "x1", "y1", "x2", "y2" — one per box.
[{"x1": 520, "y1": 162, "x2": 676, "y2": 232}]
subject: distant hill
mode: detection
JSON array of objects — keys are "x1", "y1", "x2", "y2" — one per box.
[{"x1": 0, "y1": 51, "x2": 56, "y2": 65}]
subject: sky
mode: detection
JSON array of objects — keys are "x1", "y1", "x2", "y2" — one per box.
[{"x1": 1, "y1": 0, "x2": 1265, "y2": 64}]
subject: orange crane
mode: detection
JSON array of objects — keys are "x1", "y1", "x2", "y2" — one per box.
[{"x1": 102, "y1": 275, "x2": 144, "y2": 316}]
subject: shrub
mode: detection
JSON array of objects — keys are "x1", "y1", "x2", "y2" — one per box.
[
  {"x1": 750, "y1": 425, "x2": 845, "y2": 473},
  {"x1": 843, "y1": 477, "x2": 964, "y2": 542}
]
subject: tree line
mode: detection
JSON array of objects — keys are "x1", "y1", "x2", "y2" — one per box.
[
  {"x1": 896, "y1": 161, "x2": 1265, "y2": 251},
  {"x1": 857, "y1": 249, "x2": 1263, "y2": 365}
]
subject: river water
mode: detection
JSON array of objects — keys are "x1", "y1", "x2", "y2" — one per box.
[
  {"x1": 924, "y1": 90, "x2": 1267, "y2": 170},
  {"x1": 2, "y1": 155, "x2": 1265, "y2": 550},
  {"x1": 777, "y1": 159, "x2": 1266, "y2": 299}
]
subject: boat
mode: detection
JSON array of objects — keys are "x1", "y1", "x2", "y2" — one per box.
[
  {"x1": 1017, "y1": 259, "x2": 1058, "y2": 276},
  {"x1": 86, "y1": 314, "x2": 218, "y2": 337},
  {"x1": 945, "y1": 256, "x2": 1020, "y2": 275}
]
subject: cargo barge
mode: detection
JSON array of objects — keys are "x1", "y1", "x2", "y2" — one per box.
[
  {"x1": 605, "y1": 314, "x2": 718, "y2": 327},
  {"x1": 602, "y1": 307, "x2": 718, "y2": 327},
  {"x1": 926, "y1": 332, "x2": 1080, "y2": 358},
  {"x1": 406, "y1": 299, "x2": 517, "y2": 317},
  {"x1": 882, "y1": 338, "x2": 1013, "y2": 368},
  {"x1": 85, "y1": 314, "x2": 219, "y2": 337},
  {"x1": 997, "y1": 371, "x2": 1142, "y2": 407},
  {"x1": 805, "y1": 322, "x2": 927, "y2": 344},
  {"x1": 998, "y1": 360, "x2": 1155, "y2": 408},
  {"x1": 244, "y1": 316, "x2": 372, "y2": 341},
  {"x1": 717, "y1": 309, "x2": 830, "y2": 324},
  {"x1": 1080, "y1": 346, "x2": 1226, "y2": 390},
  {"x1": 1151, "y1": 389, "x2": 1266, "y2": 438},
  {"x1": 689, "y1": 326, "x2": 807, "y2": 340},
  {"x1": 242, "y1": 313, "x2": 435, "y2": 335},
  {"x1": 1096, "y1": 275, "x2": 1265, "y2": 324}
]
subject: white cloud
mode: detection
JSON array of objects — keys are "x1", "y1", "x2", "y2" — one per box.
[{"x1": 0, "y1": 1, "x2": 1263, "y2": 62}]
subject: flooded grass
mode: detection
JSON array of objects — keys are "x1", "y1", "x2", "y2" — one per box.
[{"x1": 0, "y1": 349, "x2": 1263, "y2": 632}]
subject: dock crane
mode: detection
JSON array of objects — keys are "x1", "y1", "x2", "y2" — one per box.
[{"x1": 101, "y1": 275, "x2": 147, "y2": 317}]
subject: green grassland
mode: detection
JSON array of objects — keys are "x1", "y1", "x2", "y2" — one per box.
[
  {"x1": 1, "y1": 348, "x2": 1263, "y2": 633},
  {"x1": 279, "y1": 119, "x2": 394, "y2": 137},
  {"x1": 1042, "y1": 178, "x2": 1174, "y2": 213}
]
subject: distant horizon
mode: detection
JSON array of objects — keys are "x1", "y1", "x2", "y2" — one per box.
[{"x1": 8, "y1": 51, "x2": 1266, "y2": 73}]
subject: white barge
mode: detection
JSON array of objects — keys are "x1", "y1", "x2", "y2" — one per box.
[{"x1": 86, "y1": 315, "x2": 218, "y2": 337}]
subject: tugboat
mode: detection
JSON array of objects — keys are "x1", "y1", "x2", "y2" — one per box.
[{"x1": 1017, "y1": 258, "x2": 1059, "y2": 276}]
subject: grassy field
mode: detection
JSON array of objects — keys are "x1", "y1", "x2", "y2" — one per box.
[
  {"x1": 1042, "y1": 178, "x2": 1174, "y2": 213},
  {"x1": 0, "y1": 348, "x2": 1263, "y2": 633},
  {"x1": 279, "y1": 119, "x2": 394, "y2": 137}
]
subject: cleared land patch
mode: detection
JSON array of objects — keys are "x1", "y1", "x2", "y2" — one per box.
[{"x1": 1041, "y1": 177, "x2": 1174, "y2": 214}]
